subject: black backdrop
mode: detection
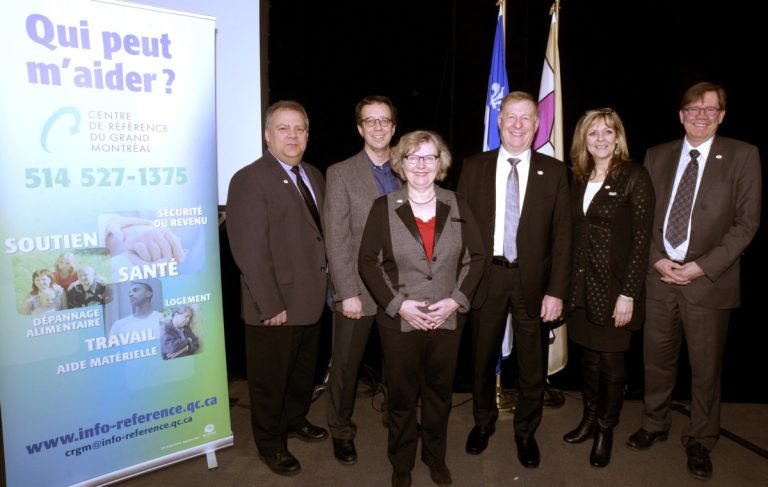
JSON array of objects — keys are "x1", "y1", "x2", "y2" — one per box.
[{"x1": 221, "y1": 0, "x2": 766, "y2": 403}]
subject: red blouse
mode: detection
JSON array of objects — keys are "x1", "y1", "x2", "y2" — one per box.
[{"x1": 415, "y1": 216, "x2": 436, "y2": 262}]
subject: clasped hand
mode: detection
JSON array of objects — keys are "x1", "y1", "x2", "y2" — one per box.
[
  {"x1": 399, "y1": 298, "x2": 459, "y2": 331},
  {"x1": 654, "y1": 258, "x2": 704, "y2": 285}
]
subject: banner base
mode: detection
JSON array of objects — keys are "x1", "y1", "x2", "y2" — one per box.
[{"x1": 70, "y1": 435, "x2": 234, "y2": 487}]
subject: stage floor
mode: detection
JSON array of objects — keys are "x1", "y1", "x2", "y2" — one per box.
[{"x1": 122, "y1": 378, "x2": 768, "y2": 486}]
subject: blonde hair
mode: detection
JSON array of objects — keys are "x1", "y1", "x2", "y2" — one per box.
[
  {"x1": 390, "y1": 130, "x2": 452, "y2": 182},
  {"x1": 570, "y1": 108, "x2": 630, "y2": 183}
]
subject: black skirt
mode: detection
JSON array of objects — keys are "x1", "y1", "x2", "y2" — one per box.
[{"x1": 568, "y1": 306, "x2": 632, "y2": 352}]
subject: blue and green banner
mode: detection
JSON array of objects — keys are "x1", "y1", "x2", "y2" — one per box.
[{"x1": 0, "y1": 1, "x2": 232, "y2": 485}]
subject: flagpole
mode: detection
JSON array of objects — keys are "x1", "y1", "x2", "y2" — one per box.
[
  {"x1": 492, "y1": 0, "x2": 516, "y2": 414},
  {"x1": 552, "y1": 0, "x2": 563, "y2": 161}
]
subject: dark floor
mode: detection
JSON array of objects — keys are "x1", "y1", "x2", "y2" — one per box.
[{"x1": 117, "y1": 378, "x2": 768, "y2": 486}]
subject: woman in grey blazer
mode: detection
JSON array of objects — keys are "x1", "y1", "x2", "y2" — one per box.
[
  {"x1": 564, "y1": 109, "x2": 654, "y2": 467},
  {"x1": 359, "y1": 130, "x2": 485, "y2": 487}
]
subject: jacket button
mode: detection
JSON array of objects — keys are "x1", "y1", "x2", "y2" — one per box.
[
  {"x1": 427, "y1": 276, "x2": 433, "y2": 280},
  {"x1": 432, "y1": 256, "x2": 437, "y2": 262},
  {"x1": 316, "y1": 236, "x2": 321, "y2": 242}
]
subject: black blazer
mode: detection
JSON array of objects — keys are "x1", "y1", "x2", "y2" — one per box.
[
  {"x1": 457, "y1": 149, "x2": 571, "y2": 318},
  {"x1": 568, "y1": 162, "x2": 654, "y2": 328}
]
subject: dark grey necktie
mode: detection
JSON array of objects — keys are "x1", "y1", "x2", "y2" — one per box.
[
  {"x1": 291, "y1": 165, "x2": 322, "y2": 234},
  {"x1": 665, "y1": 149, "x2": 700, "y2": 248}
]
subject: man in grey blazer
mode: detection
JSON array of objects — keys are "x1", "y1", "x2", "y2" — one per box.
[
  {"x1": 626, "y1": 82, "x2": 761, "y2": 481},
  {"x1": 324, "y1": 95, "x2": 399, "y2": 464},
  {"x1": 227, "y1": 101, "x2": 328, "y2": 477},
  {"x1": 458, "y1": 91, "x2": 571, "y2": 468}
]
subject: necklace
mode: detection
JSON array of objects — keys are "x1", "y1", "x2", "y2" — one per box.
[{"x1": 408, "y1": 193, "x2": 436, "y2": 205}]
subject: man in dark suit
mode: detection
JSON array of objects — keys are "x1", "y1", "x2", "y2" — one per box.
[
  {"x1": 626, "y1": 82, "x2": 761, "y2": 481},
  {"x1": 227, "y1": 100, "x2": 329, "y2": 477},
  {"x1": 457, "y1": 91, "x2": 571, "y2": 468},
  {"x1": 324, "y1": 95, "x2": 399, "y2": 465}
]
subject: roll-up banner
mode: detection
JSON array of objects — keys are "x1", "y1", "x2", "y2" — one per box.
[{"x1": 0, "y1": 1, "x2": 232, "y2": 485}]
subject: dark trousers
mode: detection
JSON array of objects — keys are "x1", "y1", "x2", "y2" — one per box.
[
  {"x1": 245, "y1": 323, "x2": 320, "y2": 455},
  {"x1": 379, "y1": 323, "x2": 463, "y2": 474},
  {"x1": 470, "y1": 264, "x2": 548, "y2": 436},
  {"x1": 642, "y1": 288, "x2": 730, "y2": 450},
  {"x1": 325, "y1": 312, "x2": 376, "y2": 439}
]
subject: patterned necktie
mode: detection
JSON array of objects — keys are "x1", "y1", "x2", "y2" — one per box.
[
  {"x1": 291, "y1": 165, "x2": 322, "y2": 234},
  {"x1": 503, "y1": 157, "x2": 521, "y2": 261},
  {"x1": 665, "y1": 149, "x2": 700, "y2": 248}
]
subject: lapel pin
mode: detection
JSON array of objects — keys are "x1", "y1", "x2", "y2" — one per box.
[
  {"x1": 609, "y1": 191, "x2": 617, "y2": 196},
  {"x1": 605, "y1": 185, "x2": 611, "y2": 189},
  {"x1": 715, "y1": 154, "x2": 723, "y2": 159},
  {"x1": 283, "y1": 179, "x2": 289, "y2": 184},
  {"x1": 537, "y1": 170, "x2": 544, "y2": 175},
  {"x1": 396, "y1": 199, "x2": 404, "y2": 204}
]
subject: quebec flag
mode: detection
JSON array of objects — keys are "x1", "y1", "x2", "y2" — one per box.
[{"x1": 483, "y1": 6, "x2": 509, "y2": 152}]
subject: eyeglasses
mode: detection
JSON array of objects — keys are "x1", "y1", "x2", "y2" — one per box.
[
  {"x1": 361, "y1": 117, "x2": 393, "y2": 128},
  {"x1": 683, "y1": 106, "x2": 721, "y2": 117},
  {"x1": 404, "y1": 154, "x2": 439, "y2": 166}
]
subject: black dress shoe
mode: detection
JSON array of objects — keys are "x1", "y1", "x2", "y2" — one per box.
[
  {"x1": 626, "y1": 428, "x2": 668, "y2": 451},
  {"x1": 288, "y1": 420, "x2": 328, "y2": 442},
  {"x1": 391, "y1": 471, "x2": 412, "y2": 487},
  {"x1": 686, "y1": 441, "x2": 713, "y2": 480},
  {"x1": 515, "y1": 435, "x2": 540, "y2": 468},
  {"x1": 332, "y1": 438, "x2": 357, "y2": 465},
  {"x1": 465, "y1": 424, "x2": 495, "y2": 454},
  {"x1": 427, "y1": 463, "x2": 453, "y2": 485},
  {"x1": 259, "y1": 450, "x2": 301, "y2": 476}
]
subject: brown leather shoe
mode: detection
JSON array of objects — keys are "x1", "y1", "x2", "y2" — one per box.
[
  {"x1": 287, "y1": 419, "x2": 328, "y2": 442},
  {"x1": 259, "y1": 450, "x2": 301, "y2": 476},
  {"x1": 626, "y1": 428, "x2": 668, "y2": 451}
]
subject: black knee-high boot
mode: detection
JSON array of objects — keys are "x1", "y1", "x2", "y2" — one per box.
[
  {"x1": 563, "y1": 354, "x2": 600, "y2": 443},
  {"x1": 590, "y1": 377, "x2": 625, "y2": 467}
]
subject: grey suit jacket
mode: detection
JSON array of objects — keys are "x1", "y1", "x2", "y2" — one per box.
[
  {"x1": 226, "y1": 151, "x2": 327, "y2": 326},
  {"x1": 457, "y1": 149, "x2": 571, "y2": 317},
  {"x1": 645, "y1": 135, "x2": 761, "y2": 308},
  {"x1": 324, "y1": 150, "x2": 400, "y2": 316},
  {"x1": 358, "y1": 186, "x2": 486, "y2": 331}
]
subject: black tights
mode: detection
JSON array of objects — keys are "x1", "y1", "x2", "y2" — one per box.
[{"x1": 583, "y1": 347, "x2": 625, "y2": 383}]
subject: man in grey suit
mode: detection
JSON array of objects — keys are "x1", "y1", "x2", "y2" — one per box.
[
  {"x1": 227, "y1": 100, "x2": 329, "y2": 477},
  {"x1": 458, "y1": 91, "x2": 571, "y2": 468},
  {"x1": 324, "y1": 95, "x2": 399, "y2": 465},
  {"x1": 626, "y1": 82, "x2": 761, "y2": 481}
]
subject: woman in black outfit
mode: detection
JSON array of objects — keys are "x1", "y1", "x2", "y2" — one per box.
[{"x1": 564, "y1": 108, "x2": 654, "y2": 467}]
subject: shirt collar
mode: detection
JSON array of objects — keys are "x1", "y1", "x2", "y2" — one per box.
[
  {"x1": 270, "y1": 150, "x2": 302, "y2": 174},
  {"x1": 498, "y1": 146, "x2": 532, "y2": 166},
  {"x1": 683, "y1": 136, "x2": 714, "y2": 163}
]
